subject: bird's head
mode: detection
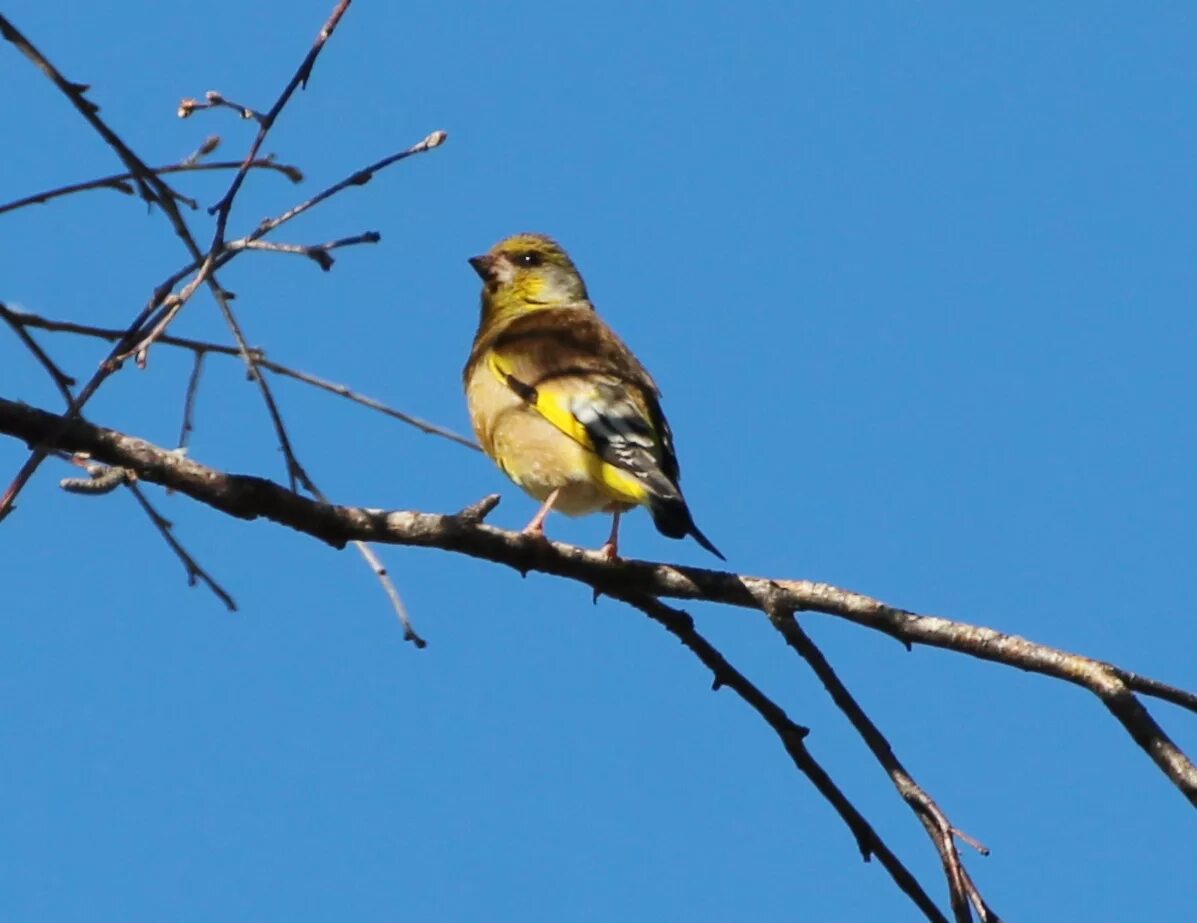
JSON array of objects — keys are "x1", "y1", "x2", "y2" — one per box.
[{"x1": 469, "y1": 233, "x2": 590, "y2": 321}]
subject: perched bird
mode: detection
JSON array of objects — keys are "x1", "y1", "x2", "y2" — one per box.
[{"x1": 463, "y1": 232, "x2": 723, "y2": 560}]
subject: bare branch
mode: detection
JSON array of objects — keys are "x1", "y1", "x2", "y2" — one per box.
[
  {"x1": 3, "y1": 397, "x2": 1194, "y2": 809},
  {"x1": 0, "y1": 156, "x2": 303, "y2": 217},
  {"x1": 0, "y1": 13, "x2": 202, "y2": 242},
  {"x1": 227, "y1": 231, "x2": 381, "y2": 271}
]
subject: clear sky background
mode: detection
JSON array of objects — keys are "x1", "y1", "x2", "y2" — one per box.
[{"x1": 2, "y1": 2, "x2": 1195, "y2": 920}]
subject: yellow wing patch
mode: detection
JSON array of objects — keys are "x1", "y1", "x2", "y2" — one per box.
[
  {"x1": 488, "y1": 352, "x2": 648, "y2": 506},
  {"x1": 487, "y1": 351, "x2": 595, "y2": 449},
  {"x1": 593, "y1": 457, "x2": 650, "y2": 504}
]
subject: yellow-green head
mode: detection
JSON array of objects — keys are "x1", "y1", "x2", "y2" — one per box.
[{"x1": 469, "y1": 233, "x2": 590, "y2": 324}]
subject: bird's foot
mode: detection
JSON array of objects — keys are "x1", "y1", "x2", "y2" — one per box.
[{"x1": 520, "y1": 523, "x2": 549, "y2": 541}]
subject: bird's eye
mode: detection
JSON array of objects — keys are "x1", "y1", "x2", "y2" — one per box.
[{"x1": 516, "y1": 251, "x2": 543, "y2": 267}]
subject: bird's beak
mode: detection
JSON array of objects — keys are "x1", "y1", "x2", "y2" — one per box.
[{"x1": 468, "y1": 254, "x2": 494, "y2": 280}]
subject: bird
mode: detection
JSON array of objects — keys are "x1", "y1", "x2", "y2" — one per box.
[{"x1": 462, "y1": 232, "x2": 723, "y2": 560}]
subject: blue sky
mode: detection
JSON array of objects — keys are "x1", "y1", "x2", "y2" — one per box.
[{"x1": 2, "y1": 2, "x2": 1196, "y2": 920}]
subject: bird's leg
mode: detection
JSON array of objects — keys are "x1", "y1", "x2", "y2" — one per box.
[
  {"x1": 599, "y1": 510, "x2": 622, "y2": 560},
  {"x1": 522, "y1": 489, "x2": 560, "y2": 537}
]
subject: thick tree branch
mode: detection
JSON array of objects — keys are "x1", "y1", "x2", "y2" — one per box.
[{"x1": 2, "y1": 396, "x2": 1194, "y2": 811}]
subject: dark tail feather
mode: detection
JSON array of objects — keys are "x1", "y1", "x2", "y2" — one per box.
[{"x1": 648, "y1": 495, "x2": 725, "y2": 561}]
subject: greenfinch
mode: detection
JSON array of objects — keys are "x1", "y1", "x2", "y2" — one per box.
[{"x1": 463, "y1": 233, "x2": 723, "y2": 560}]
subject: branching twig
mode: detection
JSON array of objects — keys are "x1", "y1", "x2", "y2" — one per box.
[
  {"x1": 613, "y1": 593, "x2": 949, "y2": 923},
  {"x1": 0, "y1": 1, "x2": 367, "y2": 516},
  {"x1": 2, "y1": 298, "x2": 236, "y2": 612},
  {"x1": 0, "y1": 14, "x2": 200, "y2": 238},
  {"x1": 227, "y1": 231, "x2": 381, "y2": 271},
  {"x1": 761, "y1": 602, "x2": 999, "y2": 922}
]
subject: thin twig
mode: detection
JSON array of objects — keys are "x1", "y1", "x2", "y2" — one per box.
[
  {"x1": 244, "y1": 131, "x2": 447, "y2": 241},
  {"x1": 206, "y1": 287, "x2": 312, "y2": 492},
  {"x1": 0, "y1": 305, "x2": 75, "y2": 403},
  {"x1": 226, "y1": 231, "x2": 381, "y2": 271},
  {"x1": 178, "y1": 351, "x2": 206, "y2": 450},
  {"x1": 0, "y1": 157, "x2": 302, "y2": 216},
  {"x1": 6, "y1": 308, "x2": 480, "y2": 451},
  {"x1": 351, "y1": 540, "x2": 425, "y2": 647},
  {"x1": 125, "y1": 480, "x2": 238, "y2": 611}
]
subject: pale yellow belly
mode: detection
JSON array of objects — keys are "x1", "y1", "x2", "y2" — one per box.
[{"x1": 466, "y1": 364, "x2": 634, "y2": 516}]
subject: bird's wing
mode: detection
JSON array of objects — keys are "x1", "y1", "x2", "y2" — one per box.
[{"x1": 481, "y1": 307, "x2": 682, "y2": 496}]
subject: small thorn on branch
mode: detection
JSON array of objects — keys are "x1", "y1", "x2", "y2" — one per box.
[
  {"x1": 952, "y1": 826, "x2": 991, "y2": 857},
  {"x1": 307, "y1": 248, "x2": 335, "y2": 271},
  {"x1": 454, "y1": 493, "x2": 501, "y2": 526}
]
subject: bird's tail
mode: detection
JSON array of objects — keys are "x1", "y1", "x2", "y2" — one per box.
[{"x1": 648, "y1": 493, "x2": 725, "y2": 561}]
